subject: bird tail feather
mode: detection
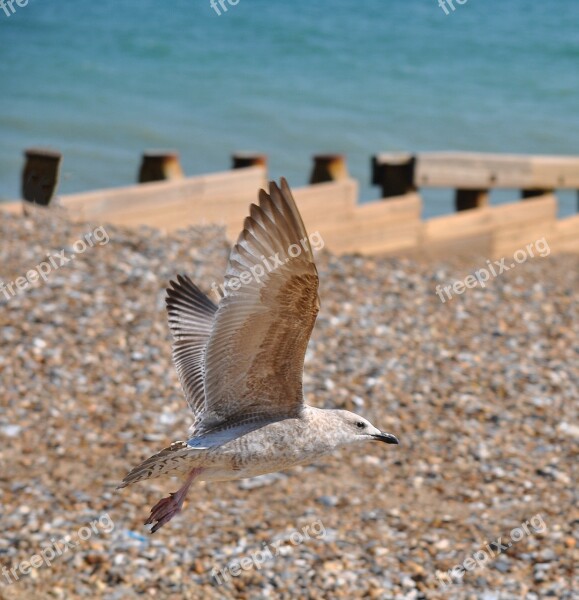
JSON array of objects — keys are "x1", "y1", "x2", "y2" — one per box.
[{"x1": 117, "y1": 441, "x2": 195, "y2": 489}]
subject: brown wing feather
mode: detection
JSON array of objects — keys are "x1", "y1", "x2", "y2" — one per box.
[
  {"x1": 165, "y1": 275, "x2": 217, "y2": 430},
  {"x1": 199, "y1": 179, "x2": 320, "y2": 435}
]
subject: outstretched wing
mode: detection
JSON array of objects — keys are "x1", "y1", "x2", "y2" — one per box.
[
  {"x1": 198, "y1": 178, "x2": 320, "y2": 435},
  {"x1": 165, "y1": 275, "x2": 217, "y2": 430}
]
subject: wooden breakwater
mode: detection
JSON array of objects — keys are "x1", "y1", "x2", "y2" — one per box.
[{"x1": 2, "y1": 148, "x2": 578, "y2": 258}]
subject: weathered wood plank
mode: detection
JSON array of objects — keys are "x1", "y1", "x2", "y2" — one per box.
[
  {"x1": 0, "y1": 201, "x2": 22, "y2": 215},
  {"x1": 544, "y1": 214, "x2": 579, "y2": 254},
  {"x1": 373, "y1": 152, "x2": 579, "y2": 190},
  {"x1": 60, "y1": 167, "x2": 267, "y2": 221},
  {"x1": 530, "y1": 156, "x2": 579, "y2": 188},
  {"x1": 293, "y1": 179, "x2": 358, "y2": 226},
  {"x1": 414, "y1": 153, "x2": 535, "y2": 189},
  {"x1": 422, "y1": 208, "x2": 494, "y2": 241},
  {"x1": 491, "y1": 194, "x2": 557, "y2": 225},
  {"x1": 491, "y1": 195, "x2": 557, "y2": 257},
  {"x1": 320, "y1": 194, "x2": 422, "y2": 254}
]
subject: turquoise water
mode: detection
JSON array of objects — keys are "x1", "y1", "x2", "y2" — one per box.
[{"x1": 1, "y1": 0, "x2": 578, "y2": 216}]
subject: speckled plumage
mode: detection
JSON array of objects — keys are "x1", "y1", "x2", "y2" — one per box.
[{"x1": 118, "y1": 179, "x2": 398, "y2": 532}]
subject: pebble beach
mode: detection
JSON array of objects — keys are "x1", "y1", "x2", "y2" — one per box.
[{"x1": 0, "y1": 210, "x2": 577, "y2": 600}]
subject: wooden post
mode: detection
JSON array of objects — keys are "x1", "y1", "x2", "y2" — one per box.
[
  {"x1": 138, "y1": 151, "x2": 184, "y2": 183},
  {"x1": 232, "y1": 152, "x2": 268, "y2": 170},
  {"x1": 371, "y1": 153, "x2": 415, "y2": 198},
  {"x1": 455, "y1": 189, "x2": 489, "y2": 211},
  {"x1": 521, "y1": 188, "x2": 553, "y2": 199},
  {"x1": 309, "y1": 154, "x2": 349, "y2": 184},
  {"x1": 21, "y1": 148, "x2": 62, "y2": 205}
]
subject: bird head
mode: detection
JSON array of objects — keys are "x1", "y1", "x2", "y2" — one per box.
[{"x1": 332, "y1": 410, "x2": 399, "y2": 446}]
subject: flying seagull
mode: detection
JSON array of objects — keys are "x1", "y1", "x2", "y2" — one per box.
[{"x1": 118, "y1": 178, "x2": 399, "y2": 533}]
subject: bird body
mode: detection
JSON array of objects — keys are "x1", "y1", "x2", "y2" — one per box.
[
  {"x1": 118, "y1": 179, "x2": 398, "y2": 532},
  {"x1": 120, "y1": 406, "x2": 395, "y2": 486}
]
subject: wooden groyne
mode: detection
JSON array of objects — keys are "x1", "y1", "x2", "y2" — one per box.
[{"x1": 2, "y1": 149, "x2": 578, "y2": 258}]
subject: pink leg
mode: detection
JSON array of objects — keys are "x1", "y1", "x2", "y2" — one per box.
[{"x1": 145, "y1": 467, "x2": 203, "y2": 533}]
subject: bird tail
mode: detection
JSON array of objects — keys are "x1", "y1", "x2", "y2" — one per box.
[{"x1": 117, "y1": 441, "x2": 195, "y2": 489}]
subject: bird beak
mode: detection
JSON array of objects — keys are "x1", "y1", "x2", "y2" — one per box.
[{"x1": 372, "y1": 432, "x2": 399, "y2": 445}]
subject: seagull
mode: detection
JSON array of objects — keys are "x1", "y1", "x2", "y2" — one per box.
[{"x1": 118, "y1": 178, "x2": 399, "y2": 533}]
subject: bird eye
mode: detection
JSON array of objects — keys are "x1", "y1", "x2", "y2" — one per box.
[{"x1": 356, "y1": 421, "x2": 365, "y2": 429}]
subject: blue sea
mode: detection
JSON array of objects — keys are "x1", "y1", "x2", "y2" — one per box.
[{"x1": 1, "y1": 0, "x2": 578, "y2": 217}]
